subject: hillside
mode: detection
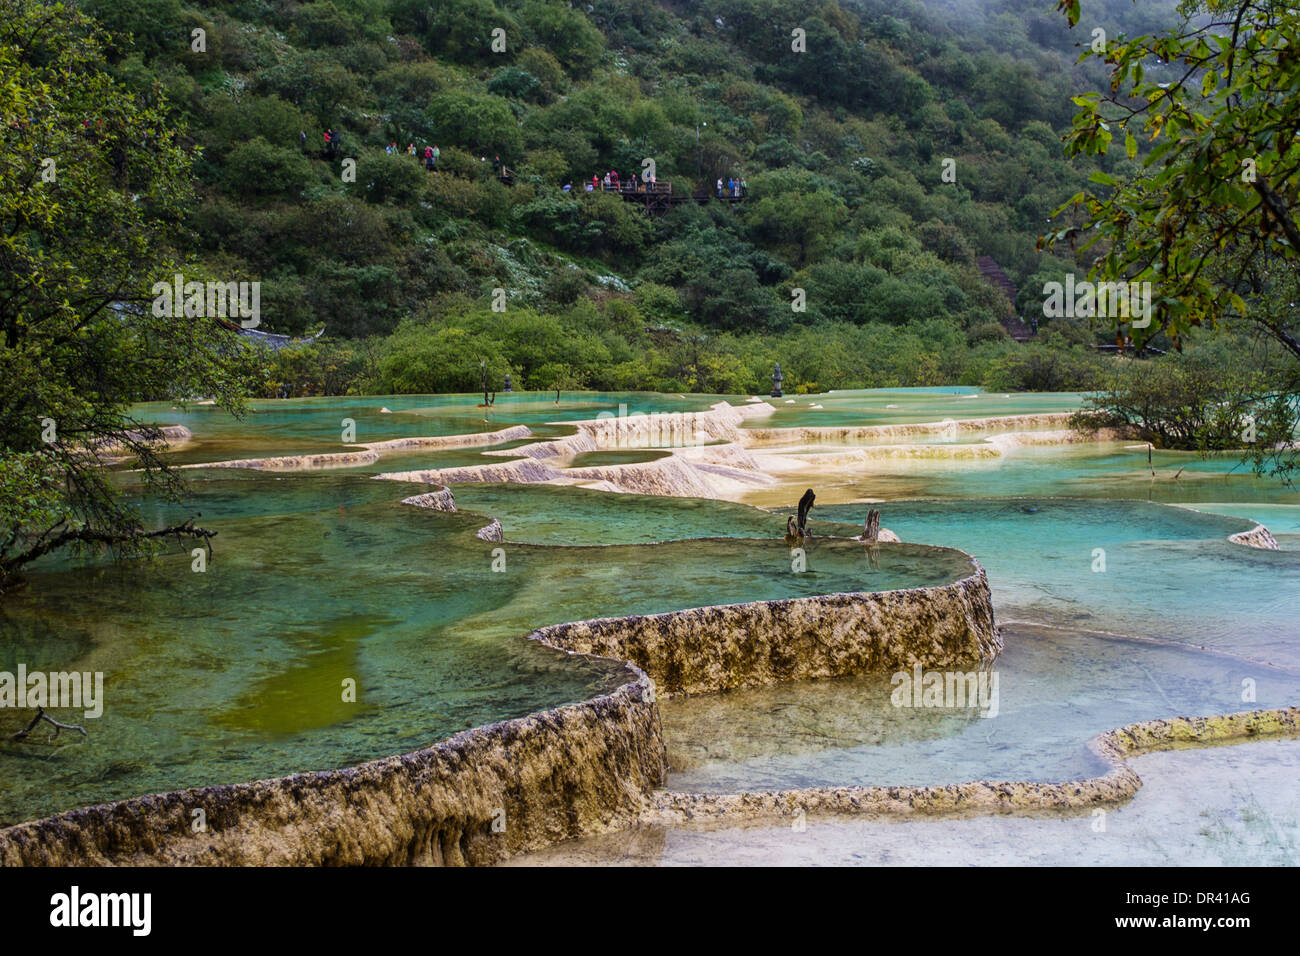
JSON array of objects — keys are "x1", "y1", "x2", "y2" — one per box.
[{"x1": 82, "y1": 0, "x2": 1184, "y2": 394}]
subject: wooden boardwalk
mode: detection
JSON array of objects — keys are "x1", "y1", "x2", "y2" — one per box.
[
  {"x1": 499, "y1": 170, "x2": 746, "y2": 214},
  {"x1": 595, "y1": 180, "x2": 726, "y2": 213}
]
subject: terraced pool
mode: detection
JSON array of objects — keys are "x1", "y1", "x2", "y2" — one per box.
[{"x1": 2, "y1": 387, "x2": 1296, "y2": 866}]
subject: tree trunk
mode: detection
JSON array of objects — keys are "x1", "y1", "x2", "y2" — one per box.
[{"x1": 862, "y1": 509, "x2": 880, "y2": 543}]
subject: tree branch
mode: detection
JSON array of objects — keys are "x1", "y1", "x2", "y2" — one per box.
[
  {"x1": 0, "y1": 517, "x2": 217, "y2": 586},
  {"x1": 10, "y1": 706, "x2": 88, "y2": 741},
  {"x1": 1252, "y1": 178, "x2": 1300, "y2": 251}
]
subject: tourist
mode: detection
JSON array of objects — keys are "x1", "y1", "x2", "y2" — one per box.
[
  {"x1": 407, "y1": 142, "x2": 415, "y2": 156},
  {"x1": 740, "y1": 177, "x2": 748, "y2": 197},
  {"x1": 716, "y1": 177, "x2": 723, "y2": 197},
  {"x1": 562, "y1": 181, "x2": 572, "y2": 192}
]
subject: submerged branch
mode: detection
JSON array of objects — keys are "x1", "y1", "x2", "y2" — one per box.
[
  {"x1": 10, "y1": 707, "x2": 88, "y2": 741},
  {"x1": 0, "y1": 516, "x2": 217, "y2": 591}
]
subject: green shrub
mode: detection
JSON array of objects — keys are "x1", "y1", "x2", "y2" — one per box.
[{"x1": 221, "y1": 138, "x2": 313, "y2": 197}]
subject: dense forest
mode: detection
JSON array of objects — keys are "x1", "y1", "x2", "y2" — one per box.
[
  {"x1": 3, "y1": 0, "x2": 1297, "y2": 574},
  {"x1": 65, "y1": 0, "x2": 1191, "y2": 394}
]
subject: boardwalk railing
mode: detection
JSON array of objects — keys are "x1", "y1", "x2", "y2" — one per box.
[{"x1": 574, "y1": 179, "x2": 744, "y2": 213}]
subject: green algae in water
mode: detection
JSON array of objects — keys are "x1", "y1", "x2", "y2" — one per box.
[
  {"x1": 7, "y1": 388, "x2": 1300, "y2": 836},
  {"x1": 450, "y1": 483, "x2": 840, "y2": 546},
  {"x1": 567, "y1": 449, "x2": 672, "y2": 468},
  {"x1": 817, "y1": 439, "x2": 1300, "y2": 507},
  {"x1": 212, "y1": 614, "x2": 394, "y2": 736},
  {"x1": 0, "y1": 471, "x2": 968, "y2": 827}
]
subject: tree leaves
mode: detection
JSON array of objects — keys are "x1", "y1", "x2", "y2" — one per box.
[
  {"x1": 0, "y1": 0, "x2": 261, "y2": 584},
  {"x1": 1046, "y1": 0, "x2": 1300, "y2": 359}
]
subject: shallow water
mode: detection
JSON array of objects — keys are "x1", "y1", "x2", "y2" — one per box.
[
  {"x1": 134, "y1": 391, "x2": 738, "y2": 465},
  {"x1": 743, "y1": 440, "x2": 1300, "y2": 511},
  {"x1": 663, "y1": 622, "x2": 1300, "y2": 791},
  {"x1": 816, "y1": 497, "x2": 1299, "y2": 664},
  {"x1": 3, "y1": 386, "x2": 1298, "y2": 852},
  {"x1": 749, "y1": 387, "x2": 1085, "y2": 429},
  {"x1": 669, "y1": 493, "x2": 1300, "y2": 793},
  {"x1": 567, "y1": 449, "x2": 672, "y2": 467},
  {"x1": 0, "y1": 469, "x2": 967, "y2": 825},
  {"x1": 510, "y1": 737, "x2": 1300, "y2": 866}
]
